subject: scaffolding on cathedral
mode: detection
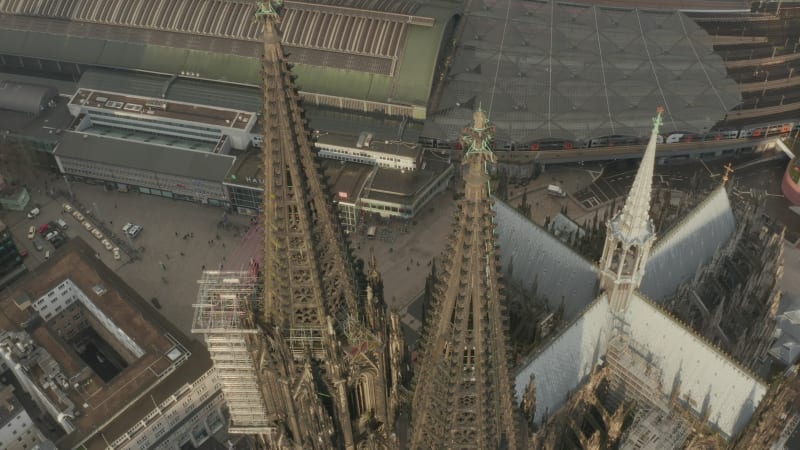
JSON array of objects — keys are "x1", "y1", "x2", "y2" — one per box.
[
  {"x1": 191, "y1": 270, "x2": 273, "y2": 434},
  {"x1": 606, "y1": 334, "x2": 691, "y2": 450}
]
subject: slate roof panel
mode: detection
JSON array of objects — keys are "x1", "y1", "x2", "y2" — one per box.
[
  {"x1": 493, "y1": 199, "x2": 599, "y2": 319},
  {"x1": 641, "y1": 185, "x2": 736, "y2": 301}
]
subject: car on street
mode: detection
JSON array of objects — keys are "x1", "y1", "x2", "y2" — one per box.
[
  {"x1": 27, "y1": 226, "x2": 35, "y2": 240},
  {"x1": 27, "y1": 208, "x2": 40, "y2": 219},
  {"x1": 112, "y1": 247, "x2": 121, "y2": 260}
]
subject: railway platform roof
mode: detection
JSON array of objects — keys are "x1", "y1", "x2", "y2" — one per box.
[{"x1": 424, "y1": 1, "x2": 742, "y2": 144}]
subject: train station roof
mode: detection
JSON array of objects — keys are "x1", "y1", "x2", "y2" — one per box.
[
  {"x1": 424, "y1": 1, "x2": 742, "y2": 144},
  {"x1": 0, "y1": 0, "x2": 457, "y2": 118}
]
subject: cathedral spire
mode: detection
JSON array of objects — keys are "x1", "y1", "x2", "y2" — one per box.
[
  {"x1": 410, "y1": 108, "x2": 524, "y2": 449},
  {"x1": 195, "y1": 2, "x2": 402, "y2": 447},
  {"x1": 614, "y1": 107, "x2": 663, "y2": 243},
  {"x1": 599, "y1": 107, "x2": 663, "y2": 313}
]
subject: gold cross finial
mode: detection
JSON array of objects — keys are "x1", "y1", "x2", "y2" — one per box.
[{"x1": 722, "y1": 162, "x2": 734, "y2": 184}]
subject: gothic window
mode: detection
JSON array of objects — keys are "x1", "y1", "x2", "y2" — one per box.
[
  {"x1": 462, "y1": 346, "x2": 476, "y2": 381},
  {"x1": 621, "y1": 245, "x2": 638, "y2": 276}
]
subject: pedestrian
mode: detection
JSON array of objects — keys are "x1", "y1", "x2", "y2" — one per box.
[
  {"x1": 201, "y1": 264, "x2": 206, "y2": 270},
  {"x1": 222, "y1": 243, "x2": 225, "y2": 248},
  {"x1": 175, "y1": 232, "x2": 179, "y2": 237},
  {"x1": 180, "y1": 252, "x2": 185, "y2": 256},
  {"x1": 190, "y1": 232, "x2": 194, "y2": 238},
  {"x1": 114, "y1": 203, "x2": 117, "y2": 209},
  {"x1": 109, "y1": 220, "x2": 113, "y2": 225}
]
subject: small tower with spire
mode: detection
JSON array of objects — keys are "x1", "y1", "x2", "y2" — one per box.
[
  {"x1": 410, "y1": 107, "x2": 524, "y2": 449},
  {"x1": 599, "y1": 107, "x2": 663, "y2": 313}
]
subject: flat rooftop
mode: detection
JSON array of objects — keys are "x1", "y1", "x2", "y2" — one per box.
[
  {"x1": 316, "y1": 131, "x2": 422, "y2": 159},
  {"x1": 321, "y1": 160, "x2": 375, "y2": 202},
  {"x1": 71, "y1": 88, "x2": 253, "y2": 130},
  {"x1": 224, "y1": 149, "x2": 263, "y2": 189},
  {"x1": 0, "y1": 95, "x2": 74, "y2": 142},
  {"x1": 55, "y1": 131, "x2": 235, "y2": 182},
  {"x1": 0, "y1": 238, "x2": 211, "y2": 449},
  {"x1": 367, "y1": 157, "x2": 451, "y2": 201}
]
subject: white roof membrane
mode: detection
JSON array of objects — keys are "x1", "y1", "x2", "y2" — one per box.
[
  {"x1": 624, "y1": 293, "x2": 766, "y2": 438},
  {"x1": 514, "y1": 296, "x2": 611, "y2": 426},
  {"x1": 493, "y1": 199, "x2": 599, "y2": 319},
  {"x1": 641, "y1": 186, "x2": 736, "y2": 301}
]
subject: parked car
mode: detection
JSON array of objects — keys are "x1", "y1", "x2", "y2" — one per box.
[
  {"x1": 82, "y1": 221, "x2": 94, "y2": 231},
  {"x1": 38, "y1": 223, "x2": 49, "y2": 235},
  {"x1": 128, "y1": 224, "x2": 143, "y2": 238},
  {"x1": 34, "y1": 242, "x2": 43, "y2": 252},
  {"x1": 72, "y1": 211, "x2": 84, "y2": 221},
  {"x1": 27, "y1": 208, "x2": 40, "y2": 219},
  {"x1": 19, "y1": 249, "x2": 28, "y2": 258},
  {"x1": 101, "y1": 239, "x2": 113, "y2": 251},
  {"x1": 44, "y1": 250, "x2": 50, "y2": 260},
  {"x1": 92, "y1": 229, "x2": 104, "y2": 240},
  {"x1": 27, "y1": 226, "x2": 35, "y2": 240},
  {"x1": 62, "y1": 203, "x2": 73, "y2": 213},
  {"x1": 112, "y1": 247, "x2": 121, "y2": 260},
  {"x1": 55, "y1": 219, "x2": 68, "y2": 230},
  {"x1": 45, "y1": 231, "x2": 58, "y2": 242},
  {"x1": 51, "y1": 235, "x2": 66, "y2": 248}
]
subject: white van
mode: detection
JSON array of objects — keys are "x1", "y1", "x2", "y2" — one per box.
[
  {"x1": 367, "y1": 226, "x2": 377, "y2": 239},
  {"x1": 547, "y1": 185, "x2": 567, "y2": 197},
  {"x1": 44, "y1": 250, "x2": 50, "y2": 260},
  {"x1": 27, "y1": 208, "x2": 40, "y2": 219},
  {"x1": 56, "y1": 218, "x2": 68, "y2": 230}
]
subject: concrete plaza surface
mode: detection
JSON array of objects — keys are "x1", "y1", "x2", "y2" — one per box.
[{"x1": 2, "y1": 175, "x2": 248, "y2": 340}]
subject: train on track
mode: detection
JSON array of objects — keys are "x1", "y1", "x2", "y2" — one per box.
[{"x1": 426, "y1": 120, "x2": 800, "y2": 152}]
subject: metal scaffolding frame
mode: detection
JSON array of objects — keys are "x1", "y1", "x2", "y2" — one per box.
[
  {"x1": 606, "y1": 335, "x2": 690, "y2": 450},
  {"x1": 192, "y1": 270, "x2": 273, "y2": 434}
]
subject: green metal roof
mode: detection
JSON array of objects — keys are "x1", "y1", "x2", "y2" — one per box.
[{"x1": 0, "y1": 3, "x2": 457, "y2": 118}]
